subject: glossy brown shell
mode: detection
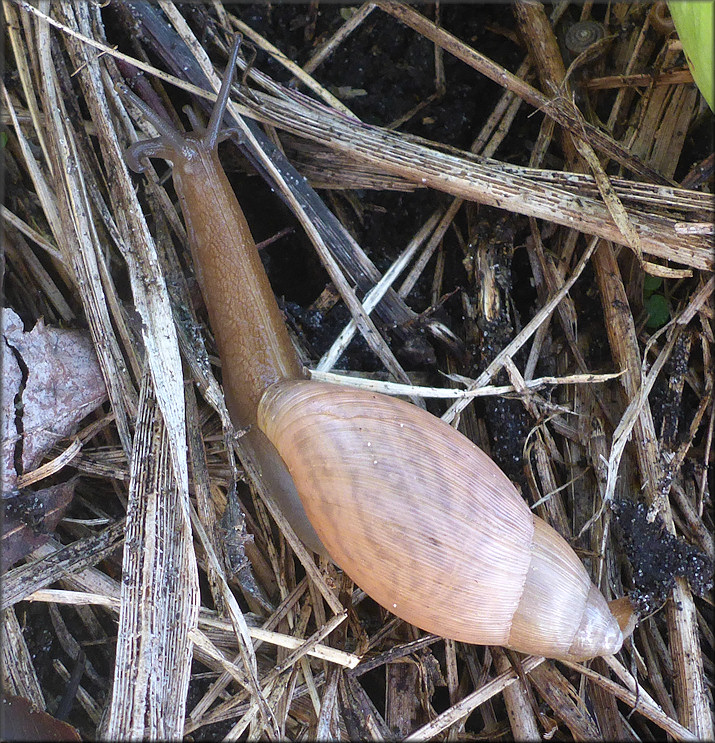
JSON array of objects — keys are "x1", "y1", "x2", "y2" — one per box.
[{"x1": 258, "y1": 380, "x2": 623, "y2": 661}]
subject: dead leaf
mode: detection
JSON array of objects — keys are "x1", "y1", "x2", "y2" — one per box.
[
  {"x1": 2, "y1": 308, "x2": 106, "y2": 492},
  {"x1": 0, "y1": 693, "x2": 82, "y2": 742},
  {"x1": 1, "y1": 479, "x2": 77, "y2": 571}
]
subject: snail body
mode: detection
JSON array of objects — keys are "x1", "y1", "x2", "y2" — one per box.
[{"x1": 120, "y1": 39, "x2": 625, "y2": 661}]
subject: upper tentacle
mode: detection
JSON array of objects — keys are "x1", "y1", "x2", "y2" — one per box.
[{"x1": 116, "y1": 35, "x2": 243, "y2": 171}]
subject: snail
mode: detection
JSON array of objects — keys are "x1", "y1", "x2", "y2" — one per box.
[
  {"x1": 118, "y1": 39, "x2": 628, "y2": 662},
  {"x1": 564, "y1": 20, "x2": 606, "y2": 55},
  {"x1": 650, "y1": 2, "x2": 675, "y2": 37}
]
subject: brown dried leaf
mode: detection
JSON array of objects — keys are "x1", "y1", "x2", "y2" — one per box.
[
  {"x1": 2, "y1": 308, "x2": 106, "y2": 491},
  {"x1": 1, "y1": 479, "x2": 77, "y2": 571},
  {"x1": 0, "y1": 693, "x2": 81, "y2": 742}
]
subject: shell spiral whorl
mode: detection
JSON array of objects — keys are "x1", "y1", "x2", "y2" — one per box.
[{"x1": 565, "y1": 20, "x2": 606, "y2": 54}]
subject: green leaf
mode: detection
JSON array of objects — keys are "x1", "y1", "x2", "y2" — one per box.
[
  {"x1": 643, "y1": 275, "x2": 663, "y2": 295},
  {"x1": 645, "y1": 293, "x2": 670, "y2": 329},
  {"x1": 667, "y1": 1, "x2": 715, "y2": 111}
]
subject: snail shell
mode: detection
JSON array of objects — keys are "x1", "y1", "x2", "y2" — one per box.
[
  {"x1": 258, "y1": 379, "x2": 623, "y2": 662},
  {"x1": 650, "y1": 2, "x2": 675, "y2": 36},
  {"x1": 565, "y1": 20, "x2": 606, "y2": 54}
]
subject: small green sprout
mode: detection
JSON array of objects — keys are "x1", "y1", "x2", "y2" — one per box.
[{"x1": 643, "y1": 275, "x2": 669, "y2": 329}]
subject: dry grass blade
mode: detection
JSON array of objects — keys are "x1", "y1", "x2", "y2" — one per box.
[
  {"x1": 316, "y1": 209, "x2": 443, "y2": 371},
  {"x1": 20, "y1": 588, "x2": 359, "y2": 671},
  {"x1": 1, "y1": 521, "x2": 125, "y2": 612},
  {"x1": 225, "y1": 6, "x2": 351, "y2": 114},
  {"x1": 563, "y1": 656, "x2": 699, "y2": 741},
  {"x1": 237, "y1": 88, "x2": 713, "y2": 272},
  {"x1": 55, "y1": 4, "x2": 189, "y2": 498},
  {"x1": 15, "y1": 439, "x2": 82, "y2": 488},
  {"x1": 311, "y1": 368, "x2": 622, "y2": 399},
  {"x1": 302, "y1": 2, "x2": 376, "y2": 75},
  {"x1": 1, "y1": 206, "x2": 65, "y2": 265},
  {"x1": 375, "y1": 0, "x2": 674, "y2": 185},
  {"x1": 2, "y1": 30, "x2": 136, "y2": 457},
  {"x1": 105, "y1": 372, "x2": 198, "y2": 740},
  {"x1": 405, "y1": 656, "x2": 547, "y2": 739},
  {"x1": 492, "y1": 648, "x2": 541, "y2": 739},
  {"x1": 1, "y1": 607, "x2": 47, "y2": 708}
]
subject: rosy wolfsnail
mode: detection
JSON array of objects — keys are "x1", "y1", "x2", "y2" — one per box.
[{"x1": 118, "y1": 39, "x2": 626, "y2": 662}]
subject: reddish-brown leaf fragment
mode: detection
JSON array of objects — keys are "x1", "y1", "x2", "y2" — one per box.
[
  {"x1": 0, "y1": 694, "x2": 81, "y2": 742},
  {"x1": 1, "y1": 479, "x2": 77, "y2": 571}
]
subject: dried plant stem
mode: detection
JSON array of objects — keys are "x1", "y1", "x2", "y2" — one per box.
[
  {"x1": 237, "y1": 89, "x2": 711, "y2": 271},
  {"x1": 375, "y1": 0, "x2": 673, "y2": 185},
  {"x1": 405, "y1": 656, "x2": 547, "y2": 740}
]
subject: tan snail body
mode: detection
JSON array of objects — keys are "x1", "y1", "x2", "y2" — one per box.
[{"x1": 120, "y1": 40, "x2": 624, "y2": 662}]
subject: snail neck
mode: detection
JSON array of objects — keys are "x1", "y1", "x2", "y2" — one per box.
[{"x1": 173, "y1": 149, "x2": 304, "y2": 427}]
